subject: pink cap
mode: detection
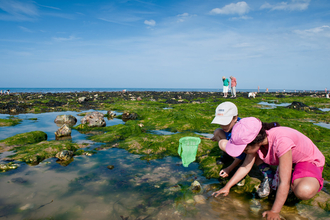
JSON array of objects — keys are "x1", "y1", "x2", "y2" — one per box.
[{"x1": 226, "y1": 117, "x2": 262, "y2": 157}]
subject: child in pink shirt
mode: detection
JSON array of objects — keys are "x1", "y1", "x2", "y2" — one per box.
[{"x1": 212, "y1": 117, "x2": 325, "y2": 220}]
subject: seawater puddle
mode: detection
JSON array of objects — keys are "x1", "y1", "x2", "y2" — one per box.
[
  {"x1": 0, "y1": 110, "x2": 124, "y2": 141},
  {"x1": 320, "y1": 108, "x2": 330, "y2": 112},
  {"x1": 258, "y1": 102, "x2": 291, "y2": 109},
  {"x1": 0, "y1": 111, "x2": 328, "y2": 219},
  {"x1": 149, "y1": 130, "x2": 178, "y2": 135},
  {"x1": 195, "y1": 132, "x2": 213, "y2": 139},
  {"x1": 314, "y1": 122, "x2": 330, "y2": 129},
  {"x1": 1, "y1": 147, "x2": 325, "y2": 220}
]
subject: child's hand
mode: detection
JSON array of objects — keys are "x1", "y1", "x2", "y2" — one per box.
[
  {"x1": 212, "y1": 187, "x2": 229, "y2": 197},
  {"x1": 210, "y1": 136, "x2": 217, "y2": 141},
  {"x1": 219, "y1": 168, "x2": 229, "y2": 178},
  {"x1": 262, "y1": 210, "x2": 281, "y2": 220}
]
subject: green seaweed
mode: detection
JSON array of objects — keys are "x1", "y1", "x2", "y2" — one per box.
[
  {"x1": 9, "y1": 140, "x2": 81, "y2": 165},
  {"x1": 0, "y1": 131, "x2": 47, "y2": 146},
  {"x1": 0, "y1": 117, "x2": 22, "y2": 127}
]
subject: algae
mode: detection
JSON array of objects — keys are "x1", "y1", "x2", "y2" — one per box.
[
  {"x1": 1, "y1": 91, "x2": 330, "y2": 211},
  {"x1": 8, "y1": 140, "x2": 82, "y2": 165},
  {"x1": 0, "y1": 131, "x2": 47, "y2": 147},
  {"x1": 0, "y1": 117, "x2": 22, "y2": 127}
]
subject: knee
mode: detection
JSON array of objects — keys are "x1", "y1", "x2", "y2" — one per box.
[
  {"x1": 293, "y1": 180, "x2": 319, "y2": 200},
  {"x1": 219, "y1": 139, "x2": 228, "y2": 152}
]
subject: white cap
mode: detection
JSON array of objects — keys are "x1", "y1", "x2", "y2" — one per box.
[{"x1": 211, "y1": 102, "x2": 238, "y2": 125}]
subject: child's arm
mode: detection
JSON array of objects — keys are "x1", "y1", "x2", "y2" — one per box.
[
  {"x1": 219, "y1": 158, "x2": 242, "y2": 177},
  {"x1": 213, "y1": 153, "x2": 256, "y2": 197},
  {"x1": 263, "y1": 150, "x2": 292, "y2": 220},
  {"x1": 211, "y1": 128, "x2": 226, "y2": 142}
]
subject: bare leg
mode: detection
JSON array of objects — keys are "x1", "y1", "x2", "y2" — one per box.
[{"x1": 292, "y1": 177, "x2": 320, "y2": 200}]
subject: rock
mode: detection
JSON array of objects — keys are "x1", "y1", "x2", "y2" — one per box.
[
  {"x1": 165, "y1": 184, "x2": 182, "y2": 193},
  {"x1": 107, "y1": 165, "x2": 115, "y2": 169},
  {"x1": 190, "y1": 180, "x2": 202, "y2": 191},
  {"x1": 77, "y1": 97, "x2": 87, "y2": 103},
  {"x1": 194, "y1": 195, "x2": 206, "y2": 204},
  {"x1": 107, "y1": 111, "x2": 116, "y2": 118},
  {"x1": 11, "y1": 177, "x2": 28, "y2": 184},
  {"x1": 80, "y1": 111, "x2": 106, "y2": 127},
  {"x1": 54, "y1": 115, "x2": 77, "y2": 125},
  {"x1": 122, "y1": 112, "x2": 138, "y2": 122},
  {"x1": 286, "y1": 101, "x2": 320, "y2": 111},
  {"x1": 55, "y1": 150, "x2": 74, "y2": 161},
  {"x1": 249, "y1": 198, "x2": 261, "y2": 214},
  {"x1": 19, "y1": 203, "x2": 34, "y2": 210},
  {"x1": 186, "y1": 199, "x2": 195, "y2": 204},
  {"x1": 55, "y1": 124, "x2": 71, "y2": 137}
]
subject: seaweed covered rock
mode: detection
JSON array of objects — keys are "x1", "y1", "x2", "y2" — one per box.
[
  {"x1": 8, "y1": 140, "x2": 82, "y2": 165},
  {"x1": 54, "y1": 114, "x2": 77, "y2": 125},
  {"x1": 0, "y1": 162, "x2": 19, "y2": 172},
  {"x1": 122, "y1": 112, "x2": 138, "y2": 122},
  {"x1": 55, "y1": 150, "x2": 74, "y2": 161},
  {"x1": 77, "y1": 97, "x2": 87, "y2": 103},
  {"x1": 0, "y1": 131, "x2": 47, "y2": 152},
  {"x1": 55, "y1": 124, "x2": 71, "y2": 137},
  {"x1": 107, "y1": 111, "x2": 116, "y2": 119},
  {"x1": 286, "y1": 101, "x2": 320, "y2": 111},
  {"x1": 0, "y1": 117, "x2": 22, "y2": 127},
  {"x1": 80, "y1": 111, "x2": 106, "y2": 127}
]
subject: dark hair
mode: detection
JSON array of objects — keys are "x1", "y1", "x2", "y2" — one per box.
[{"x1": 248, "y1": 122, "x2": 280, "y2": 145}]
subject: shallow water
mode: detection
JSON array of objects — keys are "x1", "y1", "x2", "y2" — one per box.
[
  {"x1": 0, "y1": 112, "x2": 328, "y2": 219},
  {"x1": 0, "y1": 110, "x2": 123, "y2": 142},
  {"x1": 257, "y1": 101, "x2": 291, "y2": 109},
  {"x1": 314, "y1": 122, "x2": 330, "y2": 129}
]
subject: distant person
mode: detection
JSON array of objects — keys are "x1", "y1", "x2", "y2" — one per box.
[
  {"x1": 325, "y1": 88, "x2": 327, "y2": 93},
  {"x1": 326, "y1": 92, "x2": 329, "y2": 99},
  {"x1": 213, "y1": 117, "x2": 324, "y2": 220},
  {"x1": 258, "y1": 86, "x2": 260, "y2": 93},
  {"x1": 222, "y1": 76, "x2": 229, "y2": 98},
  {"x1": 230, "y1": 76, "x2": 237, "y2": 98},
  {"x1": 266, "y1": 88, "x2": 269, "y2": 93},
  {"x1": 6, "y1": 90, "x2": 10, "y2": 95},
  {"x1": 0, "y1": 90, "x2": 2, "y2": 95}
]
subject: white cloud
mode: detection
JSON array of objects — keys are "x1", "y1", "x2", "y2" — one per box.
[
  {"x1": 294, "y1": 25, "x2": 330, "y2": 37},
  {"x1": 210, "y1": 1, "x2": 250, "y2": 15},
  {"x1": 52, "y1": 36, "x2": 80, "y2": 42},
  {"x1": 233, "y1": 42, "x2": 252, "y2": 48},
  {"x1": 36, "y1": 4, "x2": 61, "y2": 10},
  {"x1": 144, "y1": 19, "x2": 156, "y2": 26},
  {"x1": 260, "y1": 0, "x2": 310, "y2": 11},
  {"x1": 178, "y1": 13, "x2": 189, "y2": 17},
  {"x1": 18, "y1": 26, "x2": 33, "y2": 32},
  {"x1": 0, "y1": 0, "x2": 38, "y2": 21},
  {"x1": 231, "y1": 15, "x2": 252, "y2": 20}
]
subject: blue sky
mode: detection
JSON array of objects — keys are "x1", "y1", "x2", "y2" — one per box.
[{"x1": 0, "y1": 0, "x2": 329, "y2": 90}]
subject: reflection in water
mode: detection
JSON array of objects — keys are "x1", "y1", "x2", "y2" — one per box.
[
  {"x1": 0, "y1": 110, "x2": 124, "y2": 141},
  {"x1": 0, "y1": 112, "x2": 328, "y2": 219},
  {"x1": 149, "y1": 130, "x2": 178, "y2": 135},
  {"x1": 314, "y1": 122, "x2": 330, "y2": 129},
  {"x1": 258, "y1": 102, "x2": 291, "y2": 109}
]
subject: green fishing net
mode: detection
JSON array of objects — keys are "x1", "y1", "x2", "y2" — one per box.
[{"x1": 178, "y1": 137, "x2": 201, "y2": 167}]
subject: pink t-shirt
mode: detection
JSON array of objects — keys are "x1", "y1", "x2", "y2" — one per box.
[
  {"x1": 257, "y1": 127, "x2": 325, "y2": 167},
  {"x1": 231, "y1": 77, "x2": 237, "y2": 87}
]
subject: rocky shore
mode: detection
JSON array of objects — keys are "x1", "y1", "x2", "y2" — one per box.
[
  {"x1": 0, "y1": 90, "x2": 328, "y2": 114},
  {"x1": 0, "y1": 90, "x2": 329, "y2": 215}
]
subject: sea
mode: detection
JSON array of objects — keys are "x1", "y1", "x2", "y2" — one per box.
[{"x1": 0, "y1": 88, "x2": 322, "y2": 94}]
